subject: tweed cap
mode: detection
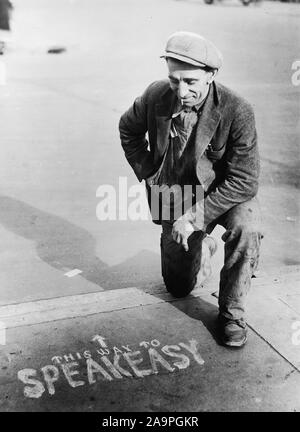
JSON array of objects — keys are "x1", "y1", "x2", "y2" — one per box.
[{"x1": 161, "y1": 31, "x2": 223, "y2": 69}]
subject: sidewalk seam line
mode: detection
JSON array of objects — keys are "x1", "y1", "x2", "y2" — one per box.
[{"x1": 246, "y1": 323, "x2": 300, "y2": 373}]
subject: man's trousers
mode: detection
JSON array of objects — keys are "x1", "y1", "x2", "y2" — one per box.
[{"x1": 160, "y1": 197, "x2": 263, "y2": 321}]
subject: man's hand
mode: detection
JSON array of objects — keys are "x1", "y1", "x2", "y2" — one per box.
[{"x1": 172, "y1": 217, "x2": 194, "y2": 251}]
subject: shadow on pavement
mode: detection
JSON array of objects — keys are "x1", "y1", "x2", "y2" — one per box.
[
  {"x1": 148, "y1": 284, "x2": 221, "y2": 345},
  {"x1": 0, "y1": 195, "x2": 161, "y2": 289},
  {"x1": 0, "y1": 195, "x2": 220, "y2": 342},
  {"x1": 170, "y1": 295, "x2": 220, "y2": 344}
]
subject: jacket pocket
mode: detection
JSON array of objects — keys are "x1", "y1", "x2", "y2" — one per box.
[{"x1": 205, "y1": 147, "x2": 226, "y2": 161}]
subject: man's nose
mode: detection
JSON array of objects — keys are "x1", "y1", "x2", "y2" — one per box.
[{"x1": 177, "y1": 82, "x2": 189, "y2": 99}]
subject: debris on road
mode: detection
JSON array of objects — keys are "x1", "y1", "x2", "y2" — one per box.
[
  {"x1": 47, "y1": 46, "x2": 67, "y2": 54},
  {"x1": 64, "y1": 269, "x2": 82, "y2": 278}
]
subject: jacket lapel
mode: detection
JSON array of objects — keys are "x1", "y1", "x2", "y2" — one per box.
[
  {"x1": 154, "y1": 82, "x2": 221, "y2": 163},
  {"x1": 194, "y1": 82, "x2": 221, "y2": 160},
  {"x1": 154, "y1": 88, "x2": 176, "y2": 162}
]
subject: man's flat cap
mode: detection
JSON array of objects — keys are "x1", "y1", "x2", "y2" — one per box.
[{"x1": 161, "y1": 31, "x2": 223, "y2": 69}]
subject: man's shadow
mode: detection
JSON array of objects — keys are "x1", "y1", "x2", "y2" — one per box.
[
  {"x1": 179, "y1": 294, "x2": 220, "y2": 344},
  {"x1": 0, "y1": 195, "x2": 220, "y2": 341},
  {"x1": 0, "y1": 195, "x2": 161, "y2": 289},
  {"x1": 150, "y1": 284, "x2": 221, "y2": 344}
]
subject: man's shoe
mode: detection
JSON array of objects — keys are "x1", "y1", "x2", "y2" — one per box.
[{"x1": 218, "y1": 315, "x2": 248, "y2": 348}]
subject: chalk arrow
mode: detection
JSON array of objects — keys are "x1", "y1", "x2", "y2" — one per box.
[{"x1": 92, "y1": 335, "x2": 107, "y2": 348}]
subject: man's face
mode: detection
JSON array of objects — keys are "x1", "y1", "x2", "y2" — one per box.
[{"x1": 167, "y1": 58, "x2": 215, "y2": 107}]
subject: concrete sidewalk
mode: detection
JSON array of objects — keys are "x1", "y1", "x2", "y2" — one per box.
[{"x1": 0, "y1": 266, "x2": 299, "y2": 412}]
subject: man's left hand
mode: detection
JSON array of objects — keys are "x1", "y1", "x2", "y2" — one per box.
[{"x1": 172, "y1": 217, "x2": 194, "y2": 251}]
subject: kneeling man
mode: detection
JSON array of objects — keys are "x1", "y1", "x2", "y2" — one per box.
[{"x1": 119, "y1": 31, "x2": 262, "y2": 347}]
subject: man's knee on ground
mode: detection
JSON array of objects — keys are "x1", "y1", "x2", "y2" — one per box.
[{"x1": 162, "y1": 266, "x2": 196, "y2": 298}]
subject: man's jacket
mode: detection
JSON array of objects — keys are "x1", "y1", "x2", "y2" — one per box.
[{"x1": 119, "y1": 80, "x2": 260, "y2": 228}]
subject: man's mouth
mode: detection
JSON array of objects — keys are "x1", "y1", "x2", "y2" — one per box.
[
  {"x1": 180, "y1": 97, "x2": 193, "y2": 104},
  {"x1": 181, "y1": 98, "x2": 194, "y2": 107}
]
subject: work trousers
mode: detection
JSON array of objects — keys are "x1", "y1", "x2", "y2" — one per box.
[{"x1": 160, "y1": 198, "x2": 263, "y2": 320}]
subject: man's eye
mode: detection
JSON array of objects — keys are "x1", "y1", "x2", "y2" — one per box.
[
  {"x1": 169, "y1": 78, "x2": 178, "y2": 84},
  {"x1": 187, "y1": 80, "x2": 196, "y2": 85}
]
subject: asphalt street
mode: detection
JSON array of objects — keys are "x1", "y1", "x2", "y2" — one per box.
[{"x1": 0, "y1": 0, "x2": 299, "y2": 412}]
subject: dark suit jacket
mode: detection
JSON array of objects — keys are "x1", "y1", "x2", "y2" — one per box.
[{"x1": 119, "y1": 80, "x2": 260, "y2": 227}]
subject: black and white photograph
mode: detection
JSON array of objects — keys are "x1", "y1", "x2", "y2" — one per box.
[{"x1": 0, "y1": 0, "x2": 299, "y2": 416}]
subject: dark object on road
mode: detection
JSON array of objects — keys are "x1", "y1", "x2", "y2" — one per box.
[
  {"x1": 47, "y1": 46, "x2": 67, "y2": 54},
  {"x1": 204, "y1": 0, "x2": 253, "y2": 5},
  {"x1": 0, "y1": 0, "x2": 13, "y2": 30},
  {"x1": 0, "y1": 0, "x2": 13, "y2": 54}
]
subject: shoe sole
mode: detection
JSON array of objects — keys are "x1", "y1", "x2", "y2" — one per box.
[{"x1": 222, "y1": 335, "x2": 248, "y2": 348}]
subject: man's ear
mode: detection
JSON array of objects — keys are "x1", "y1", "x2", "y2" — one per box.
[{"x1": 207, "y1": 69, "x2": 218, "y2": 85}]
